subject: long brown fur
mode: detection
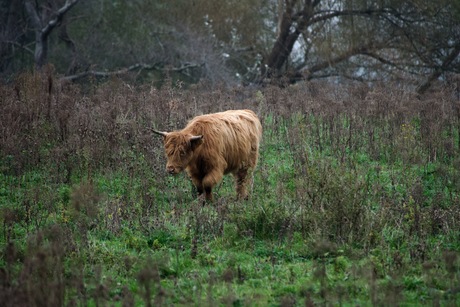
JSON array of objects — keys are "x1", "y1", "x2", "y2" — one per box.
[{"x1": 155, "y1": 109, "x2": 262, "y2": 201}]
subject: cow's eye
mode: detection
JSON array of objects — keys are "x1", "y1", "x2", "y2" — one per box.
[{"x1": 179, "y1": 151, "x2": 186, "y2": 156}]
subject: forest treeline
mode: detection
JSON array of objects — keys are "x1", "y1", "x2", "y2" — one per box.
[{"x1": 1, "y1": 0, "x2": 459, "y2": 92}]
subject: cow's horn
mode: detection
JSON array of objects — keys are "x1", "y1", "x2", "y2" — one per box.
[
  {"x1": 152, "y1": 129, "x2": 168, "y2": 137},
  {"x1": 190, "y1": 135, "x2": 203, "y2": 141}
]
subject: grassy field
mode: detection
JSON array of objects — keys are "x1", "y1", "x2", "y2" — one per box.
[{"x1": 1, "y1": 71, "x2": 460, "y2": 306}]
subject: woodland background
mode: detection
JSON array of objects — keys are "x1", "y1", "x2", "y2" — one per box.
[{"x1": 1, "y1": 0, "x2": 459, "y2": 91}]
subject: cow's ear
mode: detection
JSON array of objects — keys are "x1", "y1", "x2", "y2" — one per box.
[{"x1": 190, "y1": 135, "x2": 203, "y2": 149}]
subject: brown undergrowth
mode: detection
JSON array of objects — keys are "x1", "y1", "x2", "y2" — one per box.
[{"x1": 1, "y1": 69, "x2": 459, "y2": 305}]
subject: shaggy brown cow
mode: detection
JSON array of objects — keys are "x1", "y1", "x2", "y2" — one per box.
[{"x1": 153, "y1": 109, "x2": 262, "y2": 201}]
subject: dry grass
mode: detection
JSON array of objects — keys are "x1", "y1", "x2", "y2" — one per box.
[{"x1": 1, "y1": 68, "x2": 459, "y2": 305}]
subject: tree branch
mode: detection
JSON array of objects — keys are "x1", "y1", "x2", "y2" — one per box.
[
  {"x1": 4, "y1": 41, "x2": 35, "y2": 55},
  {"x1": 308, "y1": 8, "x2": 391, "y2": 26},
  {"x1": 417, "y1": 43, "x2": 460, "y2": 95},
  {"x1": 41, "y1": 0, "x2": 80, "y2": 37},
  {"x1": 60, "y1": 62, "x2": 205, "y2": 82},
  {"x1": 360, "y1": 50, "x2": 410, "y2": 73},
  {"x1": 24, "y1": 1, "x2": 42, "y2": 29},
  {"x1": 293, "y1": 42, "x2": 405, "y2": 83},
  {"x1": 302, "y1": 44, "x2": 375, "y2": 78}
]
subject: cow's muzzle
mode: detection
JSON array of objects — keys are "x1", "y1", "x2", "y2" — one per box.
[{"x1": 167, "y1": 166, "x2": 179, "y2": 175}]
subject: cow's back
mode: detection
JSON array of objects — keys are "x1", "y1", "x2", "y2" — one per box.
[{"x1": 184, "y1": 110, "x2": 262, "y2": 173}]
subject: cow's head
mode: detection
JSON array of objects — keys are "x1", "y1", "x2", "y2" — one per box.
[{"x1": 153, "y1": 130, "x2": 203, "y2": 175}]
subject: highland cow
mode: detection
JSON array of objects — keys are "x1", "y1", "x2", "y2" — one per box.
[{"x1": 153, "y1": 109, "x2": 262, "y2": 201}]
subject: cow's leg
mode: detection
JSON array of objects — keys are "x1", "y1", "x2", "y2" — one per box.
[
  {"x1": 190, "y1": 176, "x2": 204, "y2": 198},
  {"x1": 204, "y1": 187, "x2": 213, "y2": 202},
  {"x1": 249, "y1": 144, "x2": 259, "y2": 169},
  {"x1": 190, "y1": 181, "x2": 202, "y2": 198},
  {"x1": 240, "y1": 145, "x2": 259, "y2": 199},
  {"x1": 235, "y1": 168, "x2": 250, "y2": 200},
  {"x1": 202, "y1": 170, "x2": 223, "y2": 202}
]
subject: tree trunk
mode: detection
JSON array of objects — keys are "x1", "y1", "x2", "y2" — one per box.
[
  {"x1": 25, "y1": 1, "x2": 46, "y2": 68},
  {"x1": 34, "y1": 33, "x2": 48, "y2": 68},
  {"x1": 262, "y1": 0, "x2": 320, "y2": 80}
]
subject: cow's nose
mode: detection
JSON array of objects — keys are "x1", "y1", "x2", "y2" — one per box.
[{"x1": 167, "y1": 166, "x2": 175, "y2": 174}]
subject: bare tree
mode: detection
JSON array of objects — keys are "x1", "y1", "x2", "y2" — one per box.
[
  {"x1": 258, "y1": 0, "x2": 460, "y2": 89},
  {"x1": 260, "y1": 0, "x2": 392, "y2": 82},
  {"x1": 24, "y1": 0, "x2": 80, "y2": 68}
]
